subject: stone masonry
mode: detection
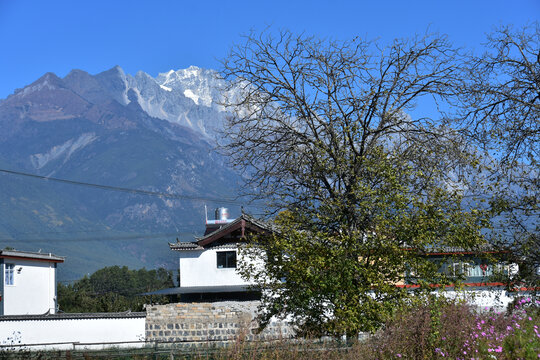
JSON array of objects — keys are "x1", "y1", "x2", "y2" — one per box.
[{"x1": 145, "y1": 301, "x2": 293, "y2": 345}]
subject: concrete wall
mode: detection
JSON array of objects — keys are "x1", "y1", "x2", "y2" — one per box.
[
  {"x1": 179, "y1": 247, "x2": 253, "y2": 287},
  {"x1": 442, "y1": 288, "x2": 520, "y2": 311},
  {"x1": 146, "y1": 301, "x2": 293, "y2": 345},
  {"x1": 1, "y1": 259, "x2": 56, "y2": 315},
  {"x1": 0, "y1": 314, "x2": 145, "y2": 350}
]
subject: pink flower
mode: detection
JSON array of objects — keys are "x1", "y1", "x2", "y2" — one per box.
[
  {"x1": 494, "y1": 346, "x2": 503, "y2": 353},
  {"x1": 396, "y1": 354, "x2": 402, "y2": 358}
]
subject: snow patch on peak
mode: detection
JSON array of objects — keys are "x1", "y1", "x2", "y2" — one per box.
[
  {"x1": 183, "y1": 89, "x2": 199, "y2": 104},
  {"x1": 176, "y1": 65, "x2": 202, "y2": 78},
  {"x1": 122, "y1": 66, "x2": 236, "y2": 136},
  {"x1": 160, "y1": 84, "x2": 172, "y2": 92},
  {"x1": 158, "y1": 69, "x2": 179, "y2": 87}
]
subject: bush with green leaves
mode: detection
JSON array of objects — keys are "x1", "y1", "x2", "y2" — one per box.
[{"x1": 57, "y1": 266, "x2": 174, "y2": 312}]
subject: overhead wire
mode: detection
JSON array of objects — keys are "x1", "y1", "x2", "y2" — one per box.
[
  {"x1": 0, "y1": 231, "x2": 197, "y2": 243},
  {"x1": 0, "y1": 168, "x2": 261, "y2": 207},
  {"x1": 0, "y1": 167, "x2": 271, "y2": 243}
]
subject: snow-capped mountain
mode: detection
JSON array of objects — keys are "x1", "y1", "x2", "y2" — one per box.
[
  {"x1": 0, "y1": 66, "x2": 245, "y2": 280},
  {"x1": 155, "y1": 66, "x2": 222, "y2": 107},
  {"x1": 61, "y1": 65, "x2": 231, "y2": 137}
]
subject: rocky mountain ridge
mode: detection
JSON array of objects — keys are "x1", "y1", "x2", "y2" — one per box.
[{"x1": 0, "y1": 65, "x2": 245, "y2": 280}]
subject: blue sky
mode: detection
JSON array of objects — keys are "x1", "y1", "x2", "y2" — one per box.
[{"x1": 0, "y1": 0, "x2": 537, "y2": 99}]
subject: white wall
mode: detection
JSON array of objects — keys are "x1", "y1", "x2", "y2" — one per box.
[
  {"x1": 179, "y1": 248, "x2": 254, "y2": 287},
  {"x1": 0, "y1": 316, "x2": 145, "y2": 350},
  {"x1": 442, "y1": 288, "x2": 520, "y2": 311},
  {"x1": 2, "y1": 260, "x2": 57, "y2": 315}
]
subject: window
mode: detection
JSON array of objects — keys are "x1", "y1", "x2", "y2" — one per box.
[
  {"x1": 217, "y1": 251, "x2": 236, "y2": 269},
  {"x1": 445, "y1": 261, "x2": 498, "y2": 280},
  {"x1": 447, "y1": 262, "x2": 473, "y2": 277},
  {"x1": 5, "y1": 264, "x2": 14, "y2": 285}
]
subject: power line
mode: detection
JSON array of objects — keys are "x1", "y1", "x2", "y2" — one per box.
[
  {"x1": 3, "y1": 224, "x2": 202, "y2": 237},
  {"x1": 0, "y1": 168, "x2": 256, "y2": 207},
  {"x1": 0, "y1": 231, "x2": 196, "y2": 243},
  {"x1": 3, "y1": 229, "x2": 132, "y2": 236}
]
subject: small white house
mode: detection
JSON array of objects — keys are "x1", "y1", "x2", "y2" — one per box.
[
  {"x1": 166, "y1": 209, "x2": 269, "y2": 301},
  {"x1": 164, "y1": 209, "x2": 526, "y2": 309},
  {"x1": 0, "y1": 249, "x2": 64, "y2": 315}
]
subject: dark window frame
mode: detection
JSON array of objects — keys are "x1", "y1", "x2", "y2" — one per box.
[{"x1": 217, "y1": 251, "x2": 237, "y2": 269}]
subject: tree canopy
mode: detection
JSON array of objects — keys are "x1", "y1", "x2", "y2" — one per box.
[
  {"x1": 221, "y1": 30, "x2": 492, "y2": 336},
  {"x1": 58, "y1": 266, "x2": 174, "y2": 313}
]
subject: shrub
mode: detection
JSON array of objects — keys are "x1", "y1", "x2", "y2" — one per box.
[{"x1": 367, "y1": 295, "x2": 540, "y2": 359}]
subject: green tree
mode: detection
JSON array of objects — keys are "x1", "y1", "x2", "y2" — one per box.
[
  {"x1": 58, "y1": 266, "x2": 174, "y2": 313},
  {"x1": 221, "y1": 30, "x2": 489, "y2": 336}
]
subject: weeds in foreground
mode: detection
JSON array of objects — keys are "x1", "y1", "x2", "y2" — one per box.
[
  {"x1": 1, "y1": 297, "x2": 538, "y2": 359},
  {"x1": 369, "y1": 296, "x2": 539, "y2": 359}
]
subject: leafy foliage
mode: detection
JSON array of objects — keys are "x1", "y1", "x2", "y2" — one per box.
[
  {"x1": 240, "y1": 152, "x2": 487, "y2": 336},
  {"x1": 221, "y1": 26, "x2": 540, "y2": 335},
  {"x1": 57, "y1": 266, "x2": 174, "y2": 312},
  {"x1": 222, "y1": 29, "x2": 492, "y2": 336}
]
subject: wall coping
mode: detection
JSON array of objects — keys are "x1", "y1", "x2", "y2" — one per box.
[{"x1": 0, "y1": 311, "x2": 145, "y2": 321}]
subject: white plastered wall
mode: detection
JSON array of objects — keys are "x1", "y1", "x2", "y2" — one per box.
[
  {"x1": 442, "y1": 288, "x2": 520, "y2": 311},
  {"x1": 179, "y1": 248, "x2": 256, "y2": 287},
  {"x1": 0, "y1": 317, "x2": 145, "y2": 350},
  {"x1": 2, "y1": 259, "x2": 57, "y2": 315}
]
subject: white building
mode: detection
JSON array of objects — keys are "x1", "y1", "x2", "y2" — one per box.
[
  {"x1": 0, "y1": 249, "x2": 64, "y2": 315},
  {"x1": 164, "y1": 209, "x2": 526, "y2": 309},
  {"x1": 165, "y1": 210, "x2": 270, "y2": 301}
]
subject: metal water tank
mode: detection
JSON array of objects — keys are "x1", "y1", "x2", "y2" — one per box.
[{"x1": 215, "y1": 207, "x2": 229, "y2": 221}]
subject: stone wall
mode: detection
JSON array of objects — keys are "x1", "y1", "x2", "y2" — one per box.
[{"x1": 146, "y1": 301, "x2": 293, "y2": 344}]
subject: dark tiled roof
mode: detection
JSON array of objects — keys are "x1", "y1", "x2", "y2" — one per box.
[
  {"x1": 141, "y1": 285, "x2": 258, "y2": 295},
  {"x1": 0, "y1": 311, "x2": 145, "y2": 321},
  {"x1": 424, "y1": 244, "x2": 498, "y2": 254},
  {"x1": 169, "y1": 242, "x2": 203, "y2": 251},
  {"x1": 0, "y1": 250, "x2": 64, "y2": 262},
  {"x1": 170, "y1": 213, "x2": 274, "y2": 251},
  {"x1": 206, "y1": 243, "x2": 241, "y2": 250},
  {"x1": 196, "y1": 213, "x2": 273, "y2": 245}
]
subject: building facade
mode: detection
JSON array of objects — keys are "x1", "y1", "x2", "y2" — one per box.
[
  {"x1": 166, "y1": 209, "x2": 270, "y2": 300},
  {"x1": 0, "y1": 250, "x2": 64, "y2": 315}
]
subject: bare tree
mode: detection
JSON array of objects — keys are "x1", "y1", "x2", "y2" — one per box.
[
  {"x1": 219, "y1": 30, "x2": 488, "y2": 335},
  {"x1": 220, "y1": 30, "x2": 474, "y2": 224},
  {"x1": 455, "y1": 24, "x2": 539, "y2": 290},
  {"x1": 456, "y1": 23, "x2": 539, "y2": 166}
]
